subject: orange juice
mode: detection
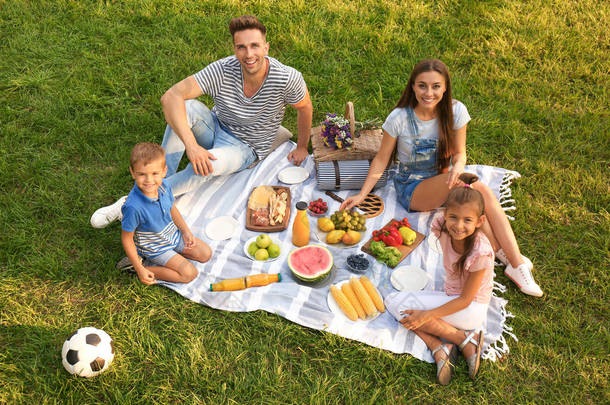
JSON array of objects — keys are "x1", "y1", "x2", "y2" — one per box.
[
  {"x1": 292, "y1": 201, "x2": 310, "y2": 247},
  {"x1": 245, "y1": 273, "x2": 281, "y2": 288},
  {"x1": 210, "y1": 277, "x2": 246, "y2": 291}
]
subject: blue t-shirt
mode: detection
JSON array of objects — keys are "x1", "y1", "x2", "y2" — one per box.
[
  {"x1": 121, "y1": 179, "x2": 181, "y2": 258},
  {"x1": 382, "y1": 100, "x2": 471, "y2": 164}
]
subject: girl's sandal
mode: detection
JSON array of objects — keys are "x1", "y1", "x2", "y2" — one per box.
[
  {"x1": 431, "y1": 343, "x2": 457, "y2": 385},
  {"x1": 459, "y1": 330, "x2": 484, "y2": 379}
]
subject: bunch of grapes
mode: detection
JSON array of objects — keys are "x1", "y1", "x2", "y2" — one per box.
[{"x1": 329, "y1": 210, "x2": 366, "y2": 231}]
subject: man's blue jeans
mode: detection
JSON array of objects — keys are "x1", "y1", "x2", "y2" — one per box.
[{"x1": 162, "y1": 100, "x2": 257, "y2": 197}]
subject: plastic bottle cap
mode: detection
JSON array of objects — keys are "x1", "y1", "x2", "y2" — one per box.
[
  {"x1": 209, "y1": 284, "x2": 214, "y2": 291},
  {"x1": 296, "y1": 201, "x2": 307, "y2": 211},
  {"x1": 277, "y1": 274, "x2": 282, "y2": 282}
]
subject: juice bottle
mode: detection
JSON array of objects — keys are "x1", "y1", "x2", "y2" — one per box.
[
  {"x1": 210, "y1": 277, "x2": 246, "y2": 292},
  {"x1": 245, "y1": 273, "x2": 281, "y2": 288},
  {"x1": 292, "y1": 201, "x2": 310, "y2": 247}
]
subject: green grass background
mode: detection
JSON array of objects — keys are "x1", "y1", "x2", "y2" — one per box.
[{"x1": 0, "y1": 0, "x2": 608, "y2": 403}]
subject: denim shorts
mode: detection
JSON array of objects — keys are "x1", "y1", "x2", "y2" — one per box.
[
  {"x1": 394, "y1": 138, "x2": 438, "y2": 212},
  {"x1": 145, "y1": 236, "x2": 186, "y2": 267}
]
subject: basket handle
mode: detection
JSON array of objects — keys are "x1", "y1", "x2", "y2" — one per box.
[{"x1": 345, "y1": 101, "x2": 355, "y2": 138}]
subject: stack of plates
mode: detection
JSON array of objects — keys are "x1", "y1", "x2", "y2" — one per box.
[{"x1": 316, "y1": 160, "x2": 389, "y2": 190}]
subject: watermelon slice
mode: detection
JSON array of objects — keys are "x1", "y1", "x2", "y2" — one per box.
[{"x1": 288, "y1": 245, "x2": 333, "y2": 282}]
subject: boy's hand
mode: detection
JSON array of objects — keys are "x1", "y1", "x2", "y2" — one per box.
[
  {"x1": 183, "y1": 230, "x2": 195, "y2": 248},
  {"x1": 136, "y1": 267, "x2": 156, "y2": 285}
]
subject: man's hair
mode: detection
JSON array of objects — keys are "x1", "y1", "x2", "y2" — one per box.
[
  {"x1": 130, "y1": 142, "x2": 165, "y2": 168},
  {"x1": 229, "y1": 15, "x2": 266, "y2": 38}
]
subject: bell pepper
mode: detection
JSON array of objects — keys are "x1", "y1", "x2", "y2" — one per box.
[{"x1": 381, "y1": 226, "x2": 403, "y2": 246}]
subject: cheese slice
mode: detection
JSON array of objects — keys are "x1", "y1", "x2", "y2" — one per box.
[{"x1": 248, "y1": 186, "x2": 275, "y2": 210}]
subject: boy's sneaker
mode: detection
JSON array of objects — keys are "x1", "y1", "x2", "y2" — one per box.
[
  {"x1": 116, "y1": 256, "x2": 142, "y2": 274},
  {"x1": 90, "y1": 196, "x2": 127, "y2": 228},
  {"x1": 504, "y1": 262, "x2": 543, "y2": 297}
]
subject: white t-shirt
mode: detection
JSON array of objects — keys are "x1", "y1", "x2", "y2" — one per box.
[
  {"x1": 194, "y1": 56, "x2": 307, "y2": 158},
  {"x1": 382, "y1": 100, "x2": 471, "y2": 164}
]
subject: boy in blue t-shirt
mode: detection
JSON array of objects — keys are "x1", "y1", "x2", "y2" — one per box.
[{"x1": 121, "y1": 142, "x2": 211, "y2": 285}]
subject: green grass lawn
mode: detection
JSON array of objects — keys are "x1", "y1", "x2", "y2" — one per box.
[{"x1": 1, "y1": 0, "x2": 608, "y2": 403}]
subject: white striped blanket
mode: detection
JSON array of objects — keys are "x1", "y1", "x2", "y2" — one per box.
[{"x1": 160, "y1": 141, "x2": 518, "y2": 363}]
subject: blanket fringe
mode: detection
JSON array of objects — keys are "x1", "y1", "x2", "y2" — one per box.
[
  {"x1": 499, "y1": 171, "x2": 520, "y2": 221},
  {"x1": 482, "y1": 281, "x2": 518, "y2": 361}
]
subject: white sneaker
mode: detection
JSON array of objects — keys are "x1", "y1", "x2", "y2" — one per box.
[
  {"x1": 90, "y1": 196, "x2": 127, "y2": 228},
  {"x1": 495, "y1": 249, "x2": 532, "y2": 268},
  {"x1": 504, "y1": 262, "x2": 543, "y2": 297}
]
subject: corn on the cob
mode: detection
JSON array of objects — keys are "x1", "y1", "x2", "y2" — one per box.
[
  {"x1": 350, "y1": 277, "x2": 378, "y2": 318},
  {"x1": 330, "y1": 285, "x2": 358, "y2": 321},
  {"x1": 341, "y1": 282, "x2": 366, "y2": 320},
  {"x1": 360, "y1": 275, "x2": 385, "y2": 313}
]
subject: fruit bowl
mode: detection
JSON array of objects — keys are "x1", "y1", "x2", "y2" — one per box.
[
  {"x1": 346, "y1": 254, "x2": 370, "y2": 274},
  {"x1": 307, "y1": 198, "x2": 328, "y2": 216},
  {"x1": 244, "y1": 235, "x2": 282, "y2": 262}
]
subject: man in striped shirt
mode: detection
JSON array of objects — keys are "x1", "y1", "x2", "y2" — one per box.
[{"x1": 91, "y1": 15, "x2": 313, "y2": 228}]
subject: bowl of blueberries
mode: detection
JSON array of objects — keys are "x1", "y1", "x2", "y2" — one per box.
[{"x1": 346, "y1": 254, "x2": 370, "y2": 274}]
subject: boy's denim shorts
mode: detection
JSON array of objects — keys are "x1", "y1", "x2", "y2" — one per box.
[{"x1": 145, "y1": 236, "x2": 186, "y2": 267}]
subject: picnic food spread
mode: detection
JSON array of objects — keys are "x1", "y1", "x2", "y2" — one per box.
[
  {"x1": 210, "y1": 273, "x2": 281, "y2": 292},
  {"x1": 329, "y1": 276, "x2": 385, "y2": 321},
  {"x1": 288, "y1": 245, "x2": 333, "y2": 282},
  {"x1": 246, "y1": 234, "x2": 281, "y2": 261},
  {"x1": 246, "y1": 186, "x2": 290, "y2": 231},
  {"x1": 361, "y1": 218, "x2": 426, "y2": 268},
  {"x1": 292, "y1": 201, "x2": 310, "y2": 247}
]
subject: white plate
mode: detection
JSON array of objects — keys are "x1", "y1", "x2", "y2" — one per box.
[
  {"x1": 327, "y1": 279, "x2": 381, "y2": 323},
  {"x1": 278, "y1": 167, "x2": 309, "y2": 184},
  {"x1": 390, "y1": 265, "x2": 430, "y2": 291},
  {"x1": 205, "y1": 216, "x2": 240, "y2": 241},
  {"x1": 243, "y1": 235, "x2": 282, "y2": 262}
]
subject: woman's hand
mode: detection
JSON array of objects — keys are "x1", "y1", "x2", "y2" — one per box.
[
  {"x1": 446, "y1": 165, "x2": 464, "y2": 189},
  {"x1": 340, "y1": 193, "x2": 365, "y2": 211},
  {"x1": 399, "y1": 309, "x2": 433, "y2": 330}
]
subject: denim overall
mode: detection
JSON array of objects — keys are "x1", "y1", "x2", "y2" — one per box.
[{"x1": 393, "y1": 107, "x2": 438, "y2": 211}]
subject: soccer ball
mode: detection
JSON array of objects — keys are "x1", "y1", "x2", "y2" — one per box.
[{"x1": 61, "y1": 327, "x2": 115, "y2": 377}]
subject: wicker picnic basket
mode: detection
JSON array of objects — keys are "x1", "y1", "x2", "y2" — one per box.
[{"x1": 312, "y1": 102, "x2": 390, "y2": 190}]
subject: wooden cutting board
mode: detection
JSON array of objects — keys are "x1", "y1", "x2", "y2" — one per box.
[
  {"x1": 325, "y1": 191, "x2": 384, "y2": 218},
  {"x1": 360, "y1": 219, "x2": 425, "y2": 268},
  {"x1": 245, "y1": 186, "x2": 291, "y2": 232}
]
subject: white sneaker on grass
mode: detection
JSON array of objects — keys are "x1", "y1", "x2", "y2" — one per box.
[
  {"x1": 495, "y1": 249, "x2": 542, "y2": 297},
  {"x1": 504, "y1": 261, "x2": 543, "y2": 297},
  {"x1": 90, "y1": 196, "x2": 127, "y2": 228}
]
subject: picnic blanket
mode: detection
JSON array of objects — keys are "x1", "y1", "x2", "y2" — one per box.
[{"x1": 161, "y1": 141, "x2": 518, "y2": 363}]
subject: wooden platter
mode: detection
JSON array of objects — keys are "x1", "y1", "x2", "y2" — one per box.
[
  {"x1": 245, "y1": 186, "x2": 291, "y2": 232},
  {"x1": 325, "y1": 191, "x2": 384, "y2": 218},
  {"x1": 360, "y1": 219, "x2": 426, "y2": 268}
]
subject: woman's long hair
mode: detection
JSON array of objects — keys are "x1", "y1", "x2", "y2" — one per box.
[
  {"x1": 395, "y1": 59, "x2": 454, "y2": 172},
  {"x1": 442, "y1": 173, "x2": 485, "y2": 275}
]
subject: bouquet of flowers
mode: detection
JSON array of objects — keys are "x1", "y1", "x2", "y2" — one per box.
[{"x1": 320, "y1": 113, "x2": 353, "y2": 150}]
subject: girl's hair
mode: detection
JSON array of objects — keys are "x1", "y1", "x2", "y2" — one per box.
[
  {"x1": 395, "y1": 59, "x2": 454, "y2": 172},
  {"x1": 443, "y1": 173, "x2": 485, "y2": 275},
  {"x1": 130, "y1": 142, "x2": 165, "y2": 169}
]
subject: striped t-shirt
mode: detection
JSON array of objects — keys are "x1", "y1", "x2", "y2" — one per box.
[
  {"x1": 121, "y1": 179, "x2": 182, "y2": 258},
  {"x1": 193, "y1": 55, "x2": 307, "y2": 159}
]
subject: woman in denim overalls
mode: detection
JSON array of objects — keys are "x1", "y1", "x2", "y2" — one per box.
[{"x1": 341, "y1": 59, "x2": 542, "y2": 299}]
